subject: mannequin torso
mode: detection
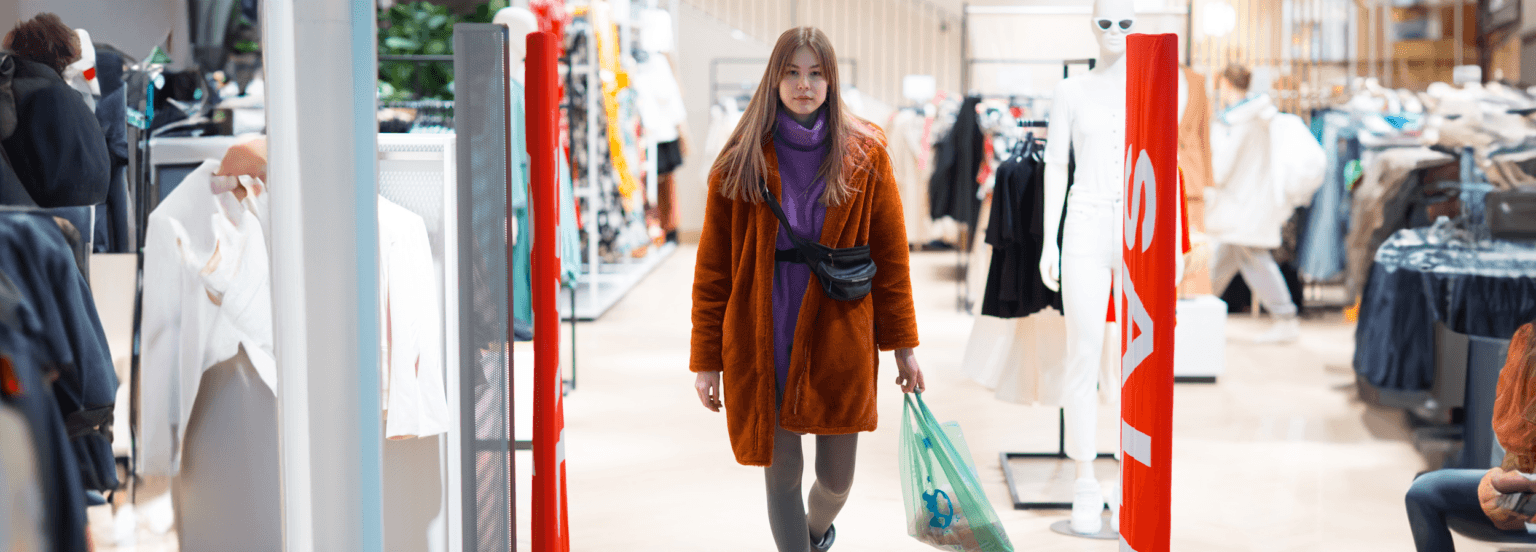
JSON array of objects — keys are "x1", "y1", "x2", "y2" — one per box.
[{"x1": 1023, "y1": 0, "x2": 1187, "y2": 534}]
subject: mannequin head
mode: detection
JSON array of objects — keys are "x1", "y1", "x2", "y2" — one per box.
[
  {"x1": 1091, "y1": 0, "x2": 1136, "y2": 62},
  {"x1": 494, "y1": 7, "x2": 538, "y2": 81}
]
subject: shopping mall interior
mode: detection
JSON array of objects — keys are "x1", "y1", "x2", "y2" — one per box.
[{"x1": 4, "y1": 0, "x2": 1536, "y2": 550}]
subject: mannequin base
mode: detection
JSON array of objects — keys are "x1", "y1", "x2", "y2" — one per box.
[
  {"x1": 1000, "y1": 450, "x2": 1118, "y2": 510},
  {"x1": 1049, "y1": 515, "x2": 1119, "y2": 540}
]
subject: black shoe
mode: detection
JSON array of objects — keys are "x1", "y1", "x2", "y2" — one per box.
[{"x1": 811, "y1": 524, "x2": 835, "y2": 552}]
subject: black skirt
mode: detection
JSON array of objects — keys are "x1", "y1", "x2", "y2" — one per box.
[{"x1": 657, "y1": 139, "x2": 683, "y2": 176}]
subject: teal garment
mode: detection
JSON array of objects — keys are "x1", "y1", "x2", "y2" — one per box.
[
  {"x1": 511, "y1": 81, "x2": 533, "y2": 326},
  {"x1": 511, "y1": 81, "x2": 584, "y2": 327},
  {"x1": 557, "y1": 154, "x2": 580, "y2": 286}
]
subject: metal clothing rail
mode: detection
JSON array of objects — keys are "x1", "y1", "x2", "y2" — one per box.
[{"x1": 954, "y1": 59, "x2": 1091, "y2": 314}]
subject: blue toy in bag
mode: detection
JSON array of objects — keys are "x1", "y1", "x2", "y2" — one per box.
[{"x1": 900, "y1": 393, "x2": 1013, "y2": 552}]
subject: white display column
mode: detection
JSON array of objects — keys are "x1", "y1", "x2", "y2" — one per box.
[{"x1": 265, "y1": 0, "x2": 384, "y2": 551}]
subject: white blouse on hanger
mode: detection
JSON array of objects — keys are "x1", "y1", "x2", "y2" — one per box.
[
  {"x1": 378, "y1": 197, "x2": 450, "y2": 440},
  {"x1": 139, "y1": 160, "x2": 275, "y2": 476}
]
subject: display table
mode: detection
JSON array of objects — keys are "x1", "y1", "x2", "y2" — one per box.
[{"x1": 1354, "y1": 222, "x2": 1536, "y2": 393}]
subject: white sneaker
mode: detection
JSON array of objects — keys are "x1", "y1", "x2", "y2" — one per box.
[
  {"x1": 1253, "y1": 316, "x2": 1300, "y2": 344},
  {"x1": 1070, "y1": 478, "x2": 1104, "y2": 534}
]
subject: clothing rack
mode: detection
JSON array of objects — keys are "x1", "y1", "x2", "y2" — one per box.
[
  {"x1": 950, "y1": 59, "x2": 1092, "y2": 313},
  {"x1": 955, "y1": 116, "x2": 1050, "y2": 313}
]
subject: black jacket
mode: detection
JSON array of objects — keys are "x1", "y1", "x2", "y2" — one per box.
[
  {"x1": 0, "y1": 57, "x2": 110, "y2": 208},
  {"x1": 928, "y1": 96, "x2": 986, "y2": 225},
  {"x1": 981, "y1": 142, "x2": 1062, "y2": 318}
]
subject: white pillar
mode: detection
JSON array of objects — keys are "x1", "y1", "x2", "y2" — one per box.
[{"x1": 265, "y1": 0, "x2": 383, "y2": 550}]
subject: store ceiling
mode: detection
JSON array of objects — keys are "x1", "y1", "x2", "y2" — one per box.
[
  {"x1": 922, "y1": 0, "x2": 1184, "y2": 18},
  {"x1": 926, "y1": 0, "x2": 1094, "y2": 14}
]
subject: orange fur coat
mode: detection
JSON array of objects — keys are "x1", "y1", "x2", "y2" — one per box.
[{"x1": 689, "y1": 129, "x2": 921, "y2": 467}]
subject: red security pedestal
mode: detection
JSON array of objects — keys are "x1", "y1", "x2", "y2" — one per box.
[
  {"x1": 1119, "y1": 33, "x2": 1178, "y2": 552},
  {"x1": 527, "y1": 30, "x2": 571, "y2": 552}
]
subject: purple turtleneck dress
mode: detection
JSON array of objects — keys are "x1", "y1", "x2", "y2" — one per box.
[{"x1": 773, "y1": 109, "x2": 830, "y2": 397}]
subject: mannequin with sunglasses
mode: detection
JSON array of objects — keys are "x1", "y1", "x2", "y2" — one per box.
[{"x1": 1037, "y1": 0, "x2": 1187, "y2": 535}]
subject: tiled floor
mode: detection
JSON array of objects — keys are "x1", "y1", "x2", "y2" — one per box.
[
  {"x1": 518, "y1": 244, "x2": 1497, "y2": 551},
  {"x1": 96, "y1": 243, "x2": 1507, "y2": 551}
]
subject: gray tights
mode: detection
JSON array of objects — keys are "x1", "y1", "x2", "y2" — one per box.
[{"x1": 764, "y1": 421, "x2": 858, "y2": 552}]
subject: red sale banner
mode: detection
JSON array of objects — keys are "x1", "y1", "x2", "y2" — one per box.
[
  {"x1": 1119, "y1": 33, "x2": 1178, "y2": 552},
  {"x1": 528, "y1": 31, "x2": 571, "y2": 552}
]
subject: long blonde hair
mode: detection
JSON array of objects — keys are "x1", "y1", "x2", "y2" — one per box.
[{"x1": 709, "y1": 26, "x2": 871, "y2": 205}]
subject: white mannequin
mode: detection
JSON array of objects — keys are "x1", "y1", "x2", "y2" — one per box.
[
  {"x1": 1037, "y1": 0, "x2": 1185, "y2": 535},
  {"x1": 494, "y1": 7, "x2": 539, "y2": 83}
]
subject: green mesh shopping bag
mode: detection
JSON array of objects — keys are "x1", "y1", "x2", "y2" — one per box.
[{"x1": 900, "y1": 393, "x2": 1013, "y2": 552}]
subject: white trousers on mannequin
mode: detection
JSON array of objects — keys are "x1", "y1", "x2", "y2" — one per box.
[
  {"x1": 1209, "y1": 242, "x2": 1297, "y2": 317},
  {"x1": 1059, "y1": 200, "x2": 1120, "y2": 463}
]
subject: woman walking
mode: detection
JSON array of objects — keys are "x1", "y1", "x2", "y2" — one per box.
[{"x1": 689, "y1": 26, "x2": 926, "y2": 552}]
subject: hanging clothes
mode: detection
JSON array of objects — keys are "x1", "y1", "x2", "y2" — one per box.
[
  {"x1": 378, "y1": 197, "x2": 450, "y2": 439},
  {"x1": 980, "y1": 137, "x2": 1061, "y2": 318},
  {"x1": 630, "y1": 52, "x2": 686, "y2": 144},
  {"x1": 511, "y1": 79, "x2": 534, "y2": 327},
  {"x1": 512, "y1": 79, "x2": 583, "y2": 330},
  {"x1": 0, "y1": 211, "x2": 118, "y2": 495},
  {"x1": 701, "y1": 101, "x2": 744, "y2": 184},
  {"x1": 1343, "y1": 147, "x2": 1455, "y2": 298},
  {"x1": 887, "y1": 108, "x2": 936, "y2": 246},
  {"x1": 1297, "y1": 110, "x2": 1357, "y2": 283},
  {"x1": 93, "y1": 48, "x2": 134, "y2": 253},
  {"x1": 1178, "y1": 65, "x2": 1214, "y2": 231},
  {"x1": 591, "y1": 2, "x2": 641, "y2": 205},
  {"x1": 139, "y1": 160, "x2": 275, "y2": 476},
  {"x1": 928, "y1": 96, "x2": 985, "y2": 226},
  {"x1": 0, "y1": 248, "x2": 89, "y2": 552}
]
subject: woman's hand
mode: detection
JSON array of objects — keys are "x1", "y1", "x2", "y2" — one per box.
[
  {"x1": 215, "y1": 137, "x2": 268, "y2": 201},
  {"x1": 894, "y1": 348, "x2": 925, "y2": 393},
  {"x1": 695, "y1": 371, "x2": 723, "y2": 412},
  {"x1": 1480, "y1": 467, "x2": 1534, "y2": 529}
]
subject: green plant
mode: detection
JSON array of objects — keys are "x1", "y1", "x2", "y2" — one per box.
[{"x1": 377, "y1": 0, "x2": 509, "y2": 102}]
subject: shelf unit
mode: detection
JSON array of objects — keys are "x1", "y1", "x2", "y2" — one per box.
[{"x1": 564, "y1": 11, "x2": 675, "y2": 321}]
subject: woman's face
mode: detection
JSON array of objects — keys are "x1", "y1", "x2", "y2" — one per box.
[{"x1": 778, "y1": 46, "x2": 828, "y2": 124}]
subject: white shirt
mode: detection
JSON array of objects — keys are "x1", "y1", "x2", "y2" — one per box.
[
  {"x1": 1044, "y1": 72, "x2": 1128, "y2": 204},
  {"x1": 629, "y1": 55, "x2": 687, "y2": 143},
  {"x1": 139, "y1": 160, "x2": 275, "y2": 476},
  {"x1": 378, "y1": 197, "x2": 450, "y2": 439}
]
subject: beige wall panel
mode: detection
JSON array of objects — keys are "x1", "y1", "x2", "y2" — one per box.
[
  {"x1": 673, "y1": 2, "x2": 774, "y2": 240},
  {"x1": 673, "y1": 0, "x2": 966, "y2": 236}
]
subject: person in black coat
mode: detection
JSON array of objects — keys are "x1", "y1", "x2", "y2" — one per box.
[{"x1": 0, "y1": 13, "x2": 109, "y2": 208}]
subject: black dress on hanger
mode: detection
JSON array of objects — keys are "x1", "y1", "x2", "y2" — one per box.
[{"x1": 981, "y1": 138, "x2": 1062, "y2": 318}]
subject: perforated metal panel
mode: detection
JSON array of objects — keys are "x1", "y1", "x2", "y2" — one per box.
[{"x1": 454, "y1": 24, "x2": 513, "y2": 552}]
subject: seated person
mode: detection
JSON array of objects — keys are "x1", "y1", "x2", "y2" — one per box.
[{"x1": 1406, "y1": 321, "x2": 1536, "y2": 550}]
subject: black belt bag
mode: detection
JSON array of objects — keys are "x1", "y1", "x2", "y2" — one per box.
[{"x1": 761, "y1": 180, "x2": 877, "y2": 302}]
